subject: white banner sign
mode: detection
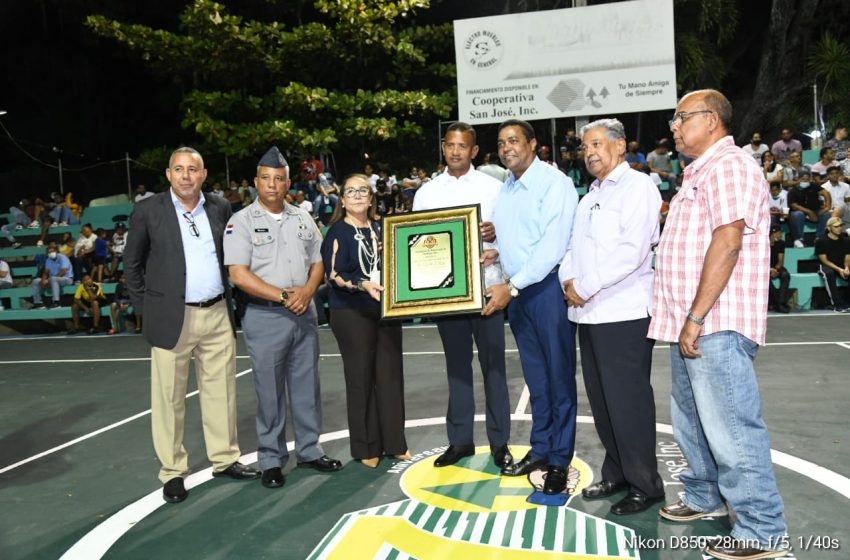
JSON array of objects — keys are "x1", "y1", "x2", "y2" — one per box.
[{"x1": 453, "y1": 0, "x2": 677, "y2": 125}]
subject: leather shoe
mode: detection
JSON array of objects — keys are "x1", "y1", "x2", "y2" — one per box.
[
  {"x1": 212, "y1": 461, "x2": 260, "y2": 480},
  {"x1": 704, "y1": 538, "x2": 791, "y2": 560},
  {"x1": 490, "y1": 444, "x2": 513, "y2": 469},
  {"x1": 261, "y1": 467, "x2": 285, "y2": 488},
  {"x1": 501, "y1": 452, "x2": 546, "y2": 476},
  {"x1": 543, "y1": 465, "x2": 568, "y2": 494},
  {"x1": 660, "y1": 499, "x2": 728, "y2": 522},
  {"x1": 581, "y1": 480, "x2": 627, "y2": 499},
  {"x1": 298, "y1": 455, "x2": 343, "y2": 472},
  {"x1": 162, "y1": 477, "x2": 187, "y2": 503},
  {"x1": 610, "y1": 491, "x2": 664, "y2": 515},
  {"x1": 434, "y1": 445, "x2": 475, "y2": 467}
]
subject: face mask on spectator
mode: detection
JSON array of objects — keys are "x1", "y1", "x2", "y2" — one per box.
[
  {"x1": 800, "y1": 181, "x2": 810, "y2": 188},
  {"x1": 48, "y1": 251, "x2": 58, "y2": 259}
]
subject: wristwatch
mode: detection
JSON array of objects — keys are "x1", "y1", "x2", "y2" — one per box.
[
  {"x1": 686, "y1": 311, "x2": 705, "y2": 325},
  {"x1": 279, "y1": 290, "x2": 289, "y2": 305},
  {"x1": 507, "y1": 280, "x2": 519, "y2": 298}
]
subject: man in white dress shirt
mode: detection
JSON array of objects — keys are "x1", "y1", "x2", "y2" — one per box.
[
  {"x1": 413, "y1": 122, "x2": 513, "y2": 471},
  {"x1": 560, "y1": 118, "x2": 664, "y2": 515}
]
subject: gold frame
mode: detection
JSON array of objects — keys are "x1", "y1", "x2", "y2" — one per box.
[{"x1": 381, "y1": 205, "x2": 484, "y2": 319}]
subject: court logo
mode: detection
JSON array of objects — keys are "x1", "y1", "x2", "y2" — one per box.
[
  {"x1": 463, "y1": 30, "x2": 504, "y2": 70},
  {"x1": 307, "y1": 446, "x2": 641, "y2": 559}
]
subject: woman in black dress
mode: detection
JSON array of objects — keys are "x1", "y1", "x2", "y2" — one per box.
[{"x1": 320, "y1": 173, "x2": 409, "y2": 468}]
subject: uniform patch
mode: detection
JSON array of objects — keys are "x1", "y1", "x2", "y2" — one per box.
[{"x1": 254, "y1": 228, "x2": 269, "y2": 233}]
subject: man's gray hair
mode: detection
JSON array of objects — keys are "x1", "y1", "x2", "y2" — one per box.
[
  {"x1": 169, "y1": 146, "x2": 204, "y2": 168},
  {"x1": 580, "y1": 118, "x2": 626, "y2": 141}
]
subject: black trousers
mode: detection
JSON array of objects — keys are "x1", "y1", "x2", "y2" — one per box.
[
  {"x1": 578, "y1": 317, "x2": 663, "y2": 498},
  {"x1": 330, "y1": 306, "x2": 407, "y2": 459},
  {"x1": 768, "y1": 266, "x2": 791, "y2": 308},
  {"x1": 436, "y1": 311, "x2": 510, "y2": 447}
]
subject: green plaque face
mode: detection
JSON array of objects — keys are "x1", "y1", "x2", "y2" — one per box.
[{"x1": 381, "y1": 205, "x2": 484, "y2": 319}]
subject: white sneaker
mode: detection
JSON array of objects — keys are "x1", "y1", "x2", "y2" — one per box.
[
  {"x1": 36, "y1": 240, "x2": 44, "y2": 247},
  {"x1": 793, "y1": 239, "x2": 804, "y2": 248},
  {"x1": 27, "y1": 220, "x2": 40, "y2": 229}
]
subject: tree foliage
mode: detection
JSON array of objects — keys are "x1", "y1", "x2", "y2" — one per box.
[{"x1": 86, "y1": 0, "x2": 455, "y2": 165}]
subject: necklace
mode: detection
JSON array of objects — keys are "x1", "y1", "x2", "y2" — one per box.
[{"x1": 352, "y1": 221, "x2": 380, "y2": 282}]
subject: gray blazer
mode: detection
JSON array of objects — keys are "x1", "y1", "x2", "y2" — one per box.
[{"x1": 123, "y1": 191, "x2": 236, "y2": 349}]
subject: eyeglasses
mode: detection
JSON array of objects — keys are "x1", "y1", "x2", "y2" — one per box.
[
  {"x1": 668, "y1": 110, "x2": 713, "y2": 128},
  {"x1": 344, "y1": 187, "x2": 371, "y2": 198},
  {"x1": 182, "y1": 212, "x2": 199, "y2": 237}
]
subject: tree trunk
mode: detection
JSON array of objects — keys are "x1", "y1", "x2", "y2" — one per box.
[{"x1": 736, "y1": 0, "x2": 821, "y2": 141}]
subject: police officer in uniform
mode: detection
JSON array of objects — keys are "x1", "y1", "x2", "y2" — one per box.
[{"x1": 224, "y1": 146, "x2": 342, "y2": 489}]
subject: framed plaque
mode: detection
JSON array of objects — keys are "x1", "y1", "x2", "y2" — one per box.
[{"x1": 381, "y1": 205, "x2": 485, "y2": 319}]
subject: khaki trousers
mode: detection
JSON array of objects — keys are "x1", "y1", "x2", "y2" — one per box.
[{"x1": 150, "y1": 300, "x2": 239, "y2": 482}]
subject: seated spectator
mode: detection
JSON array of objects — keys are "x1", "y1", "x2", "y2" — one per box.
[
  {"x1": 416, "y1": 167, "x2": 431, "y2": 186},
  {"x1": 815, "y1": 218, "x2": 850, "y2": 312},
  {"x1": 48, "y1": 192, "x2": 79, "y2": 225},
  {"x1": 768, "y1": 225, "x2": 791, "y2": 313},
  {"x1": 92, "y1": 228, "x2": 110, "y2": 283},
  {"x1": 810, "y1": 147, "x2": 839, "y2": 184},
  {"x1": 59, "y1": 232, "x2": 75, "y2": 259},
  {"x1": 762, "y1": 151, "x2": 784, "y2": 187},
  {"x1": 295, "y1": 190, "x2": 313, "y2": 214},
  {"x1": 31, "y1": 242, "x2": 74, "y2": 309},
  {"x1": 240, "y1": 178, "x2": 257, "y2": 204},
  {"x1": 70, "y1": 273, "x2": 106, "y2": 334},
  {"x1": 363, "y1": 163, "x2": 380, "y2": 190},
  {"x1": 742, "y1": 132, "x2": 769, "y2": 162},
  {"x1": 223, "y1": 181, "x2": 243, "y2": 212},
  {"x1": 824, "y1": 125, "x2": 850, "y2": 161},
  {"x1": 537, "y1": 145, "x2": 559, "y2": 169},
  {"x1": 783, "y1": 151, "x2": 809, "y2": 190},
  {"x1": 134, "y1": 184, "x2": 154, "y2": 203},
  {"x1": 1, "y1": 224, "x2": 22, "y2": 249},
  {"x1": 109, "y1": 273, "x2": 139, "y2": 334},
  {"x1": 379, "y1": 167, "x2": 398, "y2": 189},
  {"x1": 109, "y1": 223, "x2": 128, "y2": 278},
  {"x1": 430, "y1": 162, "x2": 445, "y2": 179},
  {"x1": 771, "y1": 128, "x2": 804, "y2": 162},
  {"x1": 375, "y1": 179, "x2": 394, "y2": 216},
  {"x1": 210, "y1": 182, "x2": 225, "y2": 197},
  {"x1": 768, "y1": 183, "x2": 789, "y2": 231},
  {"x1": 478, "y1": 152, "x2": 508, "y2": 182},
  {"x1": 824, "y1": 166, "x2": 850, "y2": 215},
  {"x1": 74, "y1": 224, "x2": 97, "y2": 278},
  {"x1": 647, "y1": 138, "x2": 677, "y2": 184},
  {"x1": 9, "y1": 198, "x2": 37, "y2": 228},
  {"x1": 300, "y1": 153, "x2": 324, "y2": 199},
  {"x1": 401, "y1": 167, "x2": 422, "y2": 200},
  {"x1": 0, "y1": 258, "x2": 13, "y2": 310},
  {"x1": 625, "y1": 141, "x2": 648, "y2": 172},
  {"x1": 787, "y1": 169, "x2": 831, "y2": 247},
  {"x1": 313, "y1": 173, "x2": 340, "y2": 220}
]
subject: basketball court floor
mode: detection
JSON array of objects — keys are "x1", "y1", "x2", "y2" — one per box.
[{"x1": 1, "y1": 313, "x2": 848, "y2": 559}]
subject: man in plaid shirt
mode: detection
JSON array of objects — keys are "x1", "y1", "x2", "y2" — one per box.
[{"x1": 648, "y1": 89, "x2": 790, "y2": 560}]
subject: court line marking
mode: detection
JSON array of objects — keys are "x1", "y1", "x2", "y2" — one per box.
[
  {"x1": 514, "y1": 385, "x2": 530, "y2": 415},
  {"x1": 59, "y1": 414, "x2": 850, "y2": 560},
  {"x1": 1, "y1": 311, "x2": 846, "y2": 342},
  {"x1": 3, "y1": 340, "x2": 850, "y2": 365},
  {"x1": 0, "y1": 367, "x2": 254, "y2": 475}
]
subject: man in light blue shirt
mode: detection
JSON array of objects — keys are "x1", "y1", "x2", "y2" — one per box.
[
  {"x1": 31, "y1": 241, "x2": 74, "y2": 308},
  {"x1": 484, "y1": 119, "x2": 579, "y2": 495}
]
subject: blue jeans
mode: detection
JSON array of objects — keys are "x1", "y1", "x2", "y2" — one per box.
[
  {"x1": 9, "y1": 207, "x2": 30, "y2": 226},
  {"x1": 789, "y1": 208, "x2": 829, "y2": 241},
  {"x1": 49, "y1": 206, "x2": 79, "y2": 224},
  {"x1": 31, "y1": 275, "x2": 74, "y2": 304},
  {"x1": 670, "y1": 331, "x2": 786, "y2": 548}
]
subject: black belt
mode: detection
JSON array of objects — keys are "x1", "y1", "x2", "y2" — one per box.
[
  {"x1": 246, "y1": 295, "x2": 279, "y2": 307},
  {"x1": 185, "y1": 294, "x2": 223, "y2": 308}
]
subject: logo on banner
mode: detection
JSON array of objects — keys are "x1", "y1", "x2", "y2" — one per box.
[{"x1": 463, "y1": 29, "x2": 503, "y2": 70}]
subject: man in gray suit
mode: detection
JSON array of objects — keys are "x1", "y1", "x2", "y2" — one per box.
[{"x1": 124, "y1": 146, "x2": 259, "y2": 504}]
